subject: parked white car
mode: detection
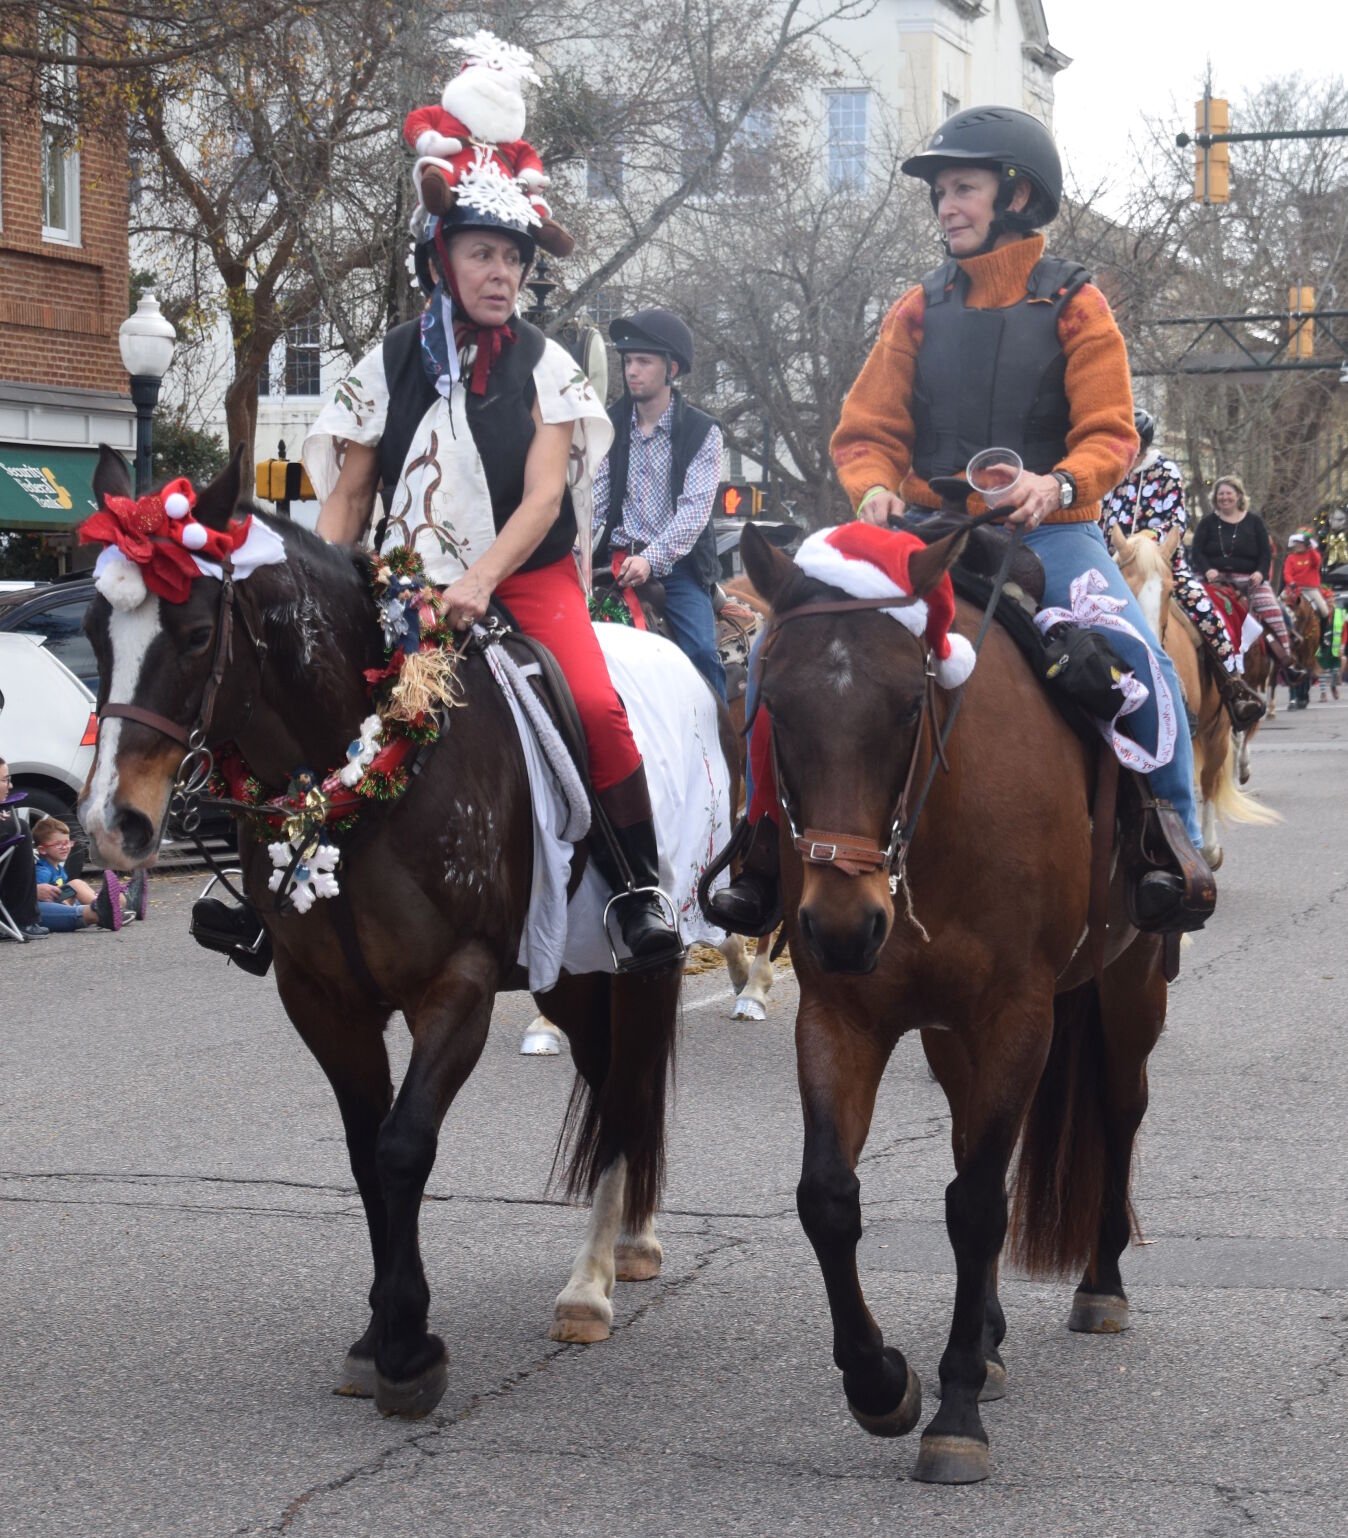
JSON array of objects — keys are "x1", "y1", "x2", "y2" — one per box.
[{"x1": 0, "y1": 631, "x2": 96, "y2": 832}]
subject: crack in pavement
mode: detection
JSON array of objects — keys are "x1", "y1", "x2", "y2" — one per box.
[{"x1": 232, "y1": 1228, "x2": 746, "y2": 1536}]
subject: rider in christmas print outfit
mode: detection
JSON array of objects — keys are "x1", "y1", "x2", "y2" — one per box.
[{"x1": 1101, "y1": 409, "x2": 1265, "y2": 729}]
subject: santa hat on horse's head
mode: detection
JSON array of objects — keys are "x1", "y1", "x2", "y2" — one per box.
[{"x1": 794, "y1": 523, "x2": 976, "y2": 689}]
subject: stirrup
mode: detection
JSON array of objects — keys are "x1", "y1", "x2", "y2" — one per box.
[
  {"x1": 190, "y1": 872, "x2": 273, "y2": 977},
  {"x1": 602, "y1": 885, "x2": 686, "y2": 973},
  {"x1": 1123, "y1": 797, "x2": 1215, "y2": 934}
]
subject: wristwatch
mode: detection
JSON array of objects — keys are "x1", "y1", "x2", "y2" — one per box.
[{"x1": 1053, "y1": 471, "x2": 1076, "y2": 509}]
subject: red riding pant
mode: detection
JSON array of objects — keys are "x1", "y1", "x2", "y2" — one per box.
[{"x1": 495, "y1": 556, "x2": 642, "y2": 792}]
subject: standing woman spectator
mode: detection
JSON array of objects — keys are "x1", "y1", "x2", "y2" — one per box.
[
  {"x1": 1191, "y1": 474, "x2": 1297, "y2": 669},
  {"x1": 1102, "y1": 410, "x2": 1264, "y2": 728}
]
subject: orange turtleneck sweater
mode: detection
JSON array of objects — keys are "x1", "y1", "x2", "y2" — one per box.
[{"x1": 830, "y1": 235, "x2": 1139, "y2": 525}]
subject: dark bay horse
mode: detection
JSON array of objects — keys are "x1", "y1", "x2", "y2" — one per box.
[
  {"x1": 78, "y1": 449, "x2": 681, "y2": 1417},
  {"x1": 738, "y1": 521, "x2": 1170, "y2": 1483}
]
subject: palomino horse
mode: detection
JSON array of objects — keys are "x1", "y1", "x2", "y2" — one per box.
[
  {"x1": 79, "y1": 450, "x2": 682, "y2": 1417},
  {"x1": 1109, "y1": 528, "x2": 1276, "y2": 864},
  {"x1": 737, "y1": 520, "x2": 1171, "y2": 1484}
]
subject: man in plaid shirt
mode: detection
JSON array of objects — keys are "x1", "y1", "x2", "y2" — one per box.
[{"x1": 593, "y1": 309, "x2": 727, "y2": 700}]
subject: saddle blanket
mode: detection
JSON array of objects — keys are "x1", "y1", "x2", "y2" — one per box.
[{"x1": 495, "y1": 621, "x2": 732, "y2": 991}]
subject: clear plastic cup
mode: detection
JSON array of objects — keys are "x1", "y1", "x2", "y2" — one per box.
[{"x1": 966, "y1": 448, "x2": 1024, "y2": 510}]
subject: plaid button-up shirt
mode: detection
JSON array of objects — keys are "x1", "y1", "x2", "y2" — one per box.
[{"x1": 593, "y1": 397, "x2": 723, "y2": 578}]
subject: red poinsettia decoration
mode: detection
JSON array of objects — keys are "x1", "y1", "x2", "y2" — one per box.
[{"x1": 79, "y1": 477, "x2": 258, "y2": 604}]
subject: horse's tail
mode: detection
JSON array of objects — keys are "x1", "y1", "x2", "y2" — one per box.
[
  {"x1": 1207, "y1": 738, "x2": 1281, "y2": 827},
  {"x1": 555, "y1": 967, "x2": 680, "y2": 1230},
  {"x1": 1008, "y1": 980, "x2": 1118, "y2": 1279}
]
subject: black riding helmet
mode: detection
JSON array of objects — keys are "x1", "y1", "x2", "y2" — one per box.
[
  {"x1": 1134, "y1": 407, "x2": 1156, "y2": 450},
  {"x1": 902, "y1": 105, "x2": 1062, "y2": 244},
  {"x1": 412, "y1": 207, "x2": 536, "y2": 299},
  {"x1": 610, "y1": 308, "x2": 695, "y2": 377}
]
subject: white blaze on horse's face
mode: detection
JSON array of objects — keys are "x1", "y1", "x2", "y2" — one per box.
[
  {"x1": 79, "y1": 593, "x2": 167, "y2": 865},
  {"x1": 1137, "y1": 571, "x2": 1165, "y2": 640}
]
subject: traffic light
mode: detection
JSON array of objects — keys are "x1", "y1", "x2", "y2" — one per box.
[
  {"x1": 255, "y1": 458, "x2": 315, "y2": 503},
  {"x1": 1289, "y1": 286, "x2": 1315, "y2": 358},
  {"x1": 715, "y1": 481, "x2": 763, "y2": 517},
  {"x1": 1193, "y1": 96, "x2": 1230, "y2": 204}
]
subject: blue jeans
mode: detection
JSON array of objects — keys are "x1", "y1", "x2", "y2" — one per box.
[
  {"x1": 1026, "y1": 521, "x2": 1201, "y2": 847},
  {"x1": 38, "y1": 899, "x2": 83, "y2": 931},
  {"x1": 659, "y1": 566, "x2": 727, "y2": 702}
]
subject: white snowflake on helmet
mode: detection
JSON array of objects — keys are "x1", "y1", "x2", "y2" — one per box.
[
  {"x1": 450, "y1": 30, "x2": 541, "y2": 85},
  {"x1": 455, "y1": 148, "x2": 541, "y2": 228}
]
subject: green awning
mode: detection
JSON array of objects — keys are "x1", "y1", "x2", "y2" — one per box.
[{"x1": 0, "y1": 445, "x2": 124, "y2": 531}]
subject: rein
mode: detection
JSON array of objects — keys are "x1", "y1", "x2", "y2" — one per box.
[{"x1": 761, "y1": 530, "x2": 1022, "y2": 892}]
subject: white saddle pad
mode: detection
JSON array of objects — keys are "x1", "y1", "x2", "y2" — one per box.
[{"x1": 498, "y1": 622, "x2": 732, "y2": 991}]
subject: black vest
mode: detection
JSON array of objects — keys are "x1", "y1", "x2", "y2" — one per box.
[
  {"x1": 911, "y1": 252, "x2": 1091, "y2": 482},
  {"x1": 598, "y1": 391, "x2": 721, "y2": 590},
  {"x1": 378, "y1": 315, "x2": 577, "y2": 573}
]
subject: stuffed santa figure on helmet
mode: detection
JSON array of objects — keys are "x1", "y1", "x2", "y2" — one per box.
[{"x1": 403, "y1": 30, "x2": 574, "y2": 257}]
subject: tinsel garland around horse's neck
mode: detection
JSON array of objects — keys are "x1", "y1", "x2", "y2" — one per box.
[{"x1": 227, "y1": 524, "x2": 385, "y2": 790}]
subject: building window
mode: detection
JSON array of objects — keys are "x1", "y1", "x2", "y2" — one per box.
[
  {"x1": 942, "y1": 93, "x2": 961, "y2": 120},
  {"x1": 40, "y1": 27, "x2": 80, "y2": 243},
  {"x1": 826, "y1": 90, "x2": 869, "y2": 192},
  {"x1": 731, "y1": 109, "x2": 773, "y2": 198},
  {"x1": 680, "y1": 114, "x2": 720, "y2": 197},
  {"x1": 586, "y1": 287, "x2": 623, "y2": 328},
  {"x1": 258, "y1": 314, "x2": 322, "y2": 399},
  {"x1": 586, "y1": 139, "x2": 624, "y2": 201}
]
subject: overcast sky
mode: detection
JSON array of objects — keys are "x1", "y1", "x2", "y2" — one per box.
[{"x1": 1049, "y1": 0, "x2": 1345, "y2": 201}]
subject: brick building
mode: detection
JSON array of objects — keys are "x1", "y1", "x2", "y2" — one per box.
[{"x1": 0, "y1": 29, "x2": 134, "y2": 569}]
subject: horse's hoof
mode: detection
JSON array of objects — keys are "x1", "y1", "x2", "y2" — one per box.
[
  {"x1": 732, "y1": 995, "x2": 766, "y2": 1021},
  {"x1": 847, "y1": 1364, "x2": 921, "y2": 1438},
  {"x1": 615, "y1": 1239, "x2": 663, "y2": 1282},
  {"x1": 1068, "y1": 1290, "x2": 1130, "y2": 1334},
  {"x1": 913, "y1": 1433, "x2": 990, "y2": 1484},
  {"x1": 549, "y1": 1300, "x2": 612, "y2": 1343},
  {"x1": 374, "y1": 1347, "x2": 448, "y2": 1419},
  {"x1": 1208, "y1": 846, "x2": 1225, "y2": 872},
  {"x1": 333, "y1": 1350, "x2": 377, "y2": 1398},
  {"x1": 520, "y1": 1021, "x2": 563, "y2": 1055}
]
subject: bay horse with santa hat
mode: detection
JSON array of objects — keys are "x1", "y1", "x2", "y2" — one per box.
[
  {"x1": 76, "y1": 446, "x2": 680, "y2": 1418},
  {"x1": 733, "y1": 516, "x2": 1169, "y2": 1483}
]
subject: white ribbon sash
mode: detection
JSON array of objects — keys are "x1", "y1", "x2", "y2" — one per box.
[{"x1": 1035, "y1": 567, "x2": 1179, "y2": 773}]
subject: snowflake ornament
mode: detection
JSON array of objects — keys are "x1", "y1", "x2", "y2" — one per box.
[
  {"x1": 455, "y1": 148, "x2": 540, "y2": 228},
  {"x1": 267, "y1": 837, "x2": 341, "y2": 913},
  {"x1": 339, "y1": 714, "x2": 383, "y2": 788},
  {"x1": 450, "y1": 30, "x2": 541, "y2": 85}
]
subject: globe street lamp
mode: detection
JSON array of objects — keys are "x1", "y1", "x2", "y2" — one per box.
[{"x1": 118, "y1": 294, "x2": 177, "y2": 494}]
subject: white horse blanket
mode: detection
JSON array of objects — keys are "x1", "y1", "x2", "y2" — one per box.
[{"x1": 495, "y1": 622, "x2": 732, "y2": 991}]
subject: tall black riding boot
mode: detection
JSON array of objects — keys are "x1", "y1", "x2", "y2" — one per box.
[
  {"x1": 1123, "y1": 782, "x2": 1217, "y2": 935},
  {"x1": 1201, "y1": 637, "x2": 1266, "y2": 730},
  {"x1": 706, "y1": 817, "x2": 782, "y2": 938},
  {"x1": 593, "y1": 767, "x2": 684, "y2": 968}
]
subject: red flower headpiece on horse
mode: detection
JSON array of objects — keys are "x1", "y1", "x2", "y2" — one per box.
[
  {"x1": 80, "y1": 477, "x2": 286, "y2": 609},
  {"x1": 795, "y1": 523, "x2": 977, "y2": 689}
]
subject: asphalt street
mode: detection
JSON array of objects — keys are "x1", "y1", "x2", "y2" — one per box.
[{"x1": 3, "y1": 698, "x2": 1346, "y2": 1538}]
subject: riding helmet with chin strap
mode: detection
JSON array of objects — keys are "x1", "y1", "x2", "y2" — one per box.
[
  {"x1": 610, "y1": 308, "x2": 696, "y2": 381},
  {"x1": 1134, "y1": 407, "x2": 1156, "y2": 451},
  {"x1": 902, "y1": 105, "x2": 1063, "y2": 252},
  {"x1": 411, "y1": 206, "x2": 537, "y2": 299}
]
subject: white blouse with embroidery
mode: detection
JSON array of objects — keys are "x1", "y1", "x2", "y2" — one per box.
[{"x1": 302, "y1": 334, "x2": 612, "y2": 587}]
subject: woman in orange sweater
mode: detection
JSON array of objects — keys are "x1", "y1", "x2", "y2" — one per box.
[{"x1": 710, "y1": 107, "x2": 1210, "y2": 938}]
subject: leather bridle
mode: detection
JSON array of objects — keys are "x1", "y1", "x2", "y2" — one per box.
[
  {"x1": 754, "y1": 593, "x2": 942, "y2": 889},
  {"x1": 98, "y1": 558, "x2": 258, "y2": 823}
]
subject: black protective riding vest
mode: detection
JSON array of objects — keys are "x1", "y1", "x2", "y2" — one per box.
[
  {"x1": 377, "y1": 315, "x2": 577, "y2": 572},
  {"x1": 911, "y1": 253, "x2": 1091, "y2": 482},
  {"x1": 599, "y1": 390, "x2": 722, "y2": 590}
]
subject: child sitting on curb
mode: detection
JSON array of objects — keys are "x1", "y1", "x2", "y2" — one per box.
[{"x1": 32, "y1": 817, "x2": 144, "y2": 931}]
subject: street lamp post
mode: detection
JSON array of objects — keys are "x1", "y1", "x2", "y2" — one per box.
[{"x1": 118, "y1": 294, "x2": 177, "y2": 494}]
